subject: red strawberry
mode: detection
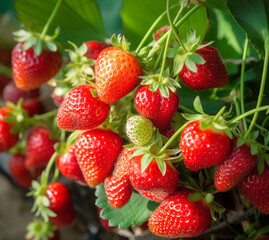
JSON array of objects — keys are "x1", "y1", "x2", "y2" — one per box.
[
  {"x1": 95, "y1": 47, "x2": 143, "y2": 104},
  {"x1": 148, "y1": 188, "x2": 211, "y2": 237},
  {"x1": 85, "y1": 41, "x2": 109, "y2": 60},
  {"x1": 2, "y1": 81, "x2": 39, "y2": 104},
  {"x1": 105, "y1": 148, "x2": 135, "y2": 208},
  {"x1": 25, "y1": 126, "x2": 58, "y2": 169},
  {"x1": 75, "y1": 129, "x2": 123, "y2": 187},
  {"x1": 57, "y1": 85, "x2": 109, "y2": 131},
  {"x1": 57, "y1": 144, "x2": 87, "y2": 185},
  {"x1": 51, "y1": 87, "x2": 64, "y2": 107},
  {"x1": 214, "y1": 143, "x2": 258, "y2": 192},
  {"x1": 8, "y1": 154, "x2": 44, "y2": 188},
  {"x1": 22, "y1": 99, "x2": 45, "y2": 117},
  {"x1": 97, "y1": 208, "x2": 115, "y2": 230},
  {"x1": 46, "y1": 182, "x2": 76, "y2": 227},
  {"x1": 27, "y1": 230, "x2": 60, "y2": 240},
  {"x1": 129, "y1": 155, "x2": 179, "y2": 201},
  {"x1": 237, "y1": 166, "x2": 269, "y2": 214},
  {"x1": 12, "y1": 42, "x2": 62, "y2": 90},
  {"x1": 134, "y1": 85, "x2": 179, "y2": 130},
  {"x1": 180, "y1": 120, "x2": 231, "y2": 171},
  {"x1": 154, "y1": 25, "x2": 170, "y2": 41},
  {"x1": 0, "y1": 74, "x2": 11, "y2": 97},
  {"x1": 159, "y1": 124, "x2": 175, "y2": 138},
  {"x1": 0, "y1": 107, "x2": 19, "y2": 152},
  {"x1": 179, "y1": 45, "x2": 228, "y2": 90}
]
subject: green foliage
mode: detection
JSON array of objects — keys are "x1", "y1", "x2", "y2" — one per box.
[
  {"x1": 14, "y1": 0, "x2": 107, "y2": 45},
  {"x1": 226, "y1": 0, "x2": 269, "y2": 57},
  {"x1": 121, "y1": 0, "x2": 209, "y2": 48},
  {"x1": 95, "y1": 184, "x2": 159, "y2": 228}
]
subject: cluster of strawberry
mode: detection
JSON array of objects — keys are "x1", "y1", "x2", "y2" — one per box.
[{"x1": 0, "y1": 9, "x2": 269, "y2": 240}]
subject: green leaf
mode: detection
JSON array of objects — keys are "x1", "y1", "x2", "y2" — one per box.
[
  {"x1": 14, "y1": 0, "x2": 107, "y2": 45},
  {"x1": 188, "y1": 192, "x2": 203, "y2": 202},
  {"x1": 121, "y1": 0, "x2": 209, "y2": 48},
  {"x1": 226, "y1": 0, "x2": 269, "y2": 57},
  {"x1": 95, "y1": 184, "x2": 159, "y2": 228},
  {"x1": 141, "y1": 154, "x2": 154, "y2": 173}
]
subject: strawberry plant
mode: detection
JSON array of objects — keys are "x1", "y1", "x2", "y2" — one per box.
[{"x1": 0, "y1": 0, "x2": 269, "y2": 239}]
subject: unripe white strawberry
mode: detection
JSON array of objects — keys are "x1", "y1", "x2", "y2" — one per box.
[{"x1": 126, "y1": 115, "x2": 154, "y2": 146}]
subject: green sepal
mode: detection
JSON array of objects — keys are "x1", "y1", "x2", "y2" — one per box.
[
  {"x1": 141, "y1": 153, "x2": 154, "y2": 173},
  {"x1": 188, "y1": 191, "x2": 203, "y2": 202},
  {"x1": 26, "y1": 220, "x2": 57, "y2": 240},
  {"x1": 205, "y1": 193, "x2": 214, "y2": 204},
  {"x1": 110, "y1": 34, "x2": 130, "y2": 52},
  {"x1": 156, "y1": 157, "x2": 166, "y2": 176},
  {"x1": 257, "y1": 157, "x2": 265, "y2": 175},
  {"x1": 193, "y1": 96, "x2": 205, "y2": 114}
]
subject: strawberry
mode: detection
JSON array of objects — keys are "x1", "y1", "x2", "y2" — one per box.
[
  {"x1": 237, "y1": 166, "x2": 269, "y2": 214},
  {"x1": 46, "y1": 182, "x2": 76, "y2": 227},
  {"x1": 25, "y1": 126, "x2": 58, "y2": 169},
  {"x1": 154, "y1": 25, "x2": 170, "y2": 41},
  {"x1": 159, "y1": 124, "x2": 175, "y2": 138},
  {"x1": 57, "y1": 84, "x2": 109, "y2": 131},
  {"x1": 85, "y1": 41, "x2": 109, "y2": 60},
  {"x1": 75, "y1": 129, "x2": 123, "y2": 187},
  {"x1": 134, "y1": 85, "x2": 179, "y2": 130},
  {"x1": 125, "y1": 115, "x2": 154, "y2": 146},
  {"x1": 257, "y1": 236, "x2": 269, "y2": 240},
  {"x1": 22, "y1": 99, "x2": 45, "y2": 117},
  {"x1": 148, "y1": 188, "x2": 211, "y2": 237},
  {"x1": 179, "y1": 45, "x2": 228, "y2": 90},
  {"x1": 129, "y1": 155, "x2": 179, "y2": 201},
  {"x1": 12, "y1": 42, "x2": 62, "y2": 90},
  {"x1": 105, "y1": 148, "x2": 135, "y2": 208},
  {"x1": 0, "y1": 74, "x2": 11, "y2": 97},
  {"x1": 95, "y1": 47, "x2": 143, "y2": 104},
  {"x1": 180, "y1": 120, "x2": 231, "y2": 171},
  {"x1": 214, "y1": 142, "x2": 258, "y2": 192},
  {"x1": 2, "y1": 81, "x2": 39, "y2": 104},
  {"x1": 0, "y1": 107, "x2": 19, "y2": 152},
  {"x1": 8, "y1": 154, "x2": 44, "y2": 188},
  {"x1": 57, "y1": 144, "x2": 87, "y2": 185}
]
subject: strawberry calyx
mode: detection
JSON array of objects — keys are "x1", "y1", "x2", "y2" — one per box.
[
  {"x1": 182, "y1": 96, "x2": 234, "y2": 138},
  {"x1": 127, "y1": 130, "x2": 181, "y2": 176},
  {"x1": 26, "y1": 219, "x2": 57, "y2": 240},
  {"x1": 63, "y1": 42, "x2": 96, "y2": 86},
  {"x1": 184, "y1": 173, "x2": 225, "y2": 221},
  {"x1": 13, "y1": 27, "x2": 60, "y2": 56},
  {"x1": 235, "y1": 131, "x2": 269, "y2": 174},
  {"x1": 166, "y1": 30, "x2": 213, "y2": 76},
  {"x1": 110, "y1": 34, "x2": 130, "y2": 52},
  {"x1": 140, "y1": 69, "x2": 180, "y2": 97}
]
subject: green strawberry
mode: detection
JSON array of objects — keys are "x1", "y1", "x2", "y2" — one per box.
[{"x1": 125, "y1": 115, "x2": 154, "y2": 146}]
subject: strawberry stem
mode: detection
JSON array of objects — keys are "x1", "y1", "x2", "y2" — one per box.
[
  {"x1": 240, "y1": 37, "x2": 249, "y2": 131},
  {"x1": 244, "y1": 38, "x2": 269, "y2": 138},
  {"x1": 230, "y1": 105, "x2": 269, "y2": 124},
  {"x1": 156, "y1": 4, "x2": 202, "y2": 46},
  {"x1": 135, "y1": 4, "x2": 179, "y2": 53},
  {"x1": 33, "y1": 110, "x2": 58, "y2": 121},
  {"x1": 40, "y1": 0, "x2": 62, "y2": 40},
  {"x1": 157, "y1": 122, "x2": 189, "y2": 155},
  {"x1": 43, "y1": 152, "x2": 58, "y2": 186},
  {"x1": 166, "y1": 0, "x2": 188, "y2": 53}
]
